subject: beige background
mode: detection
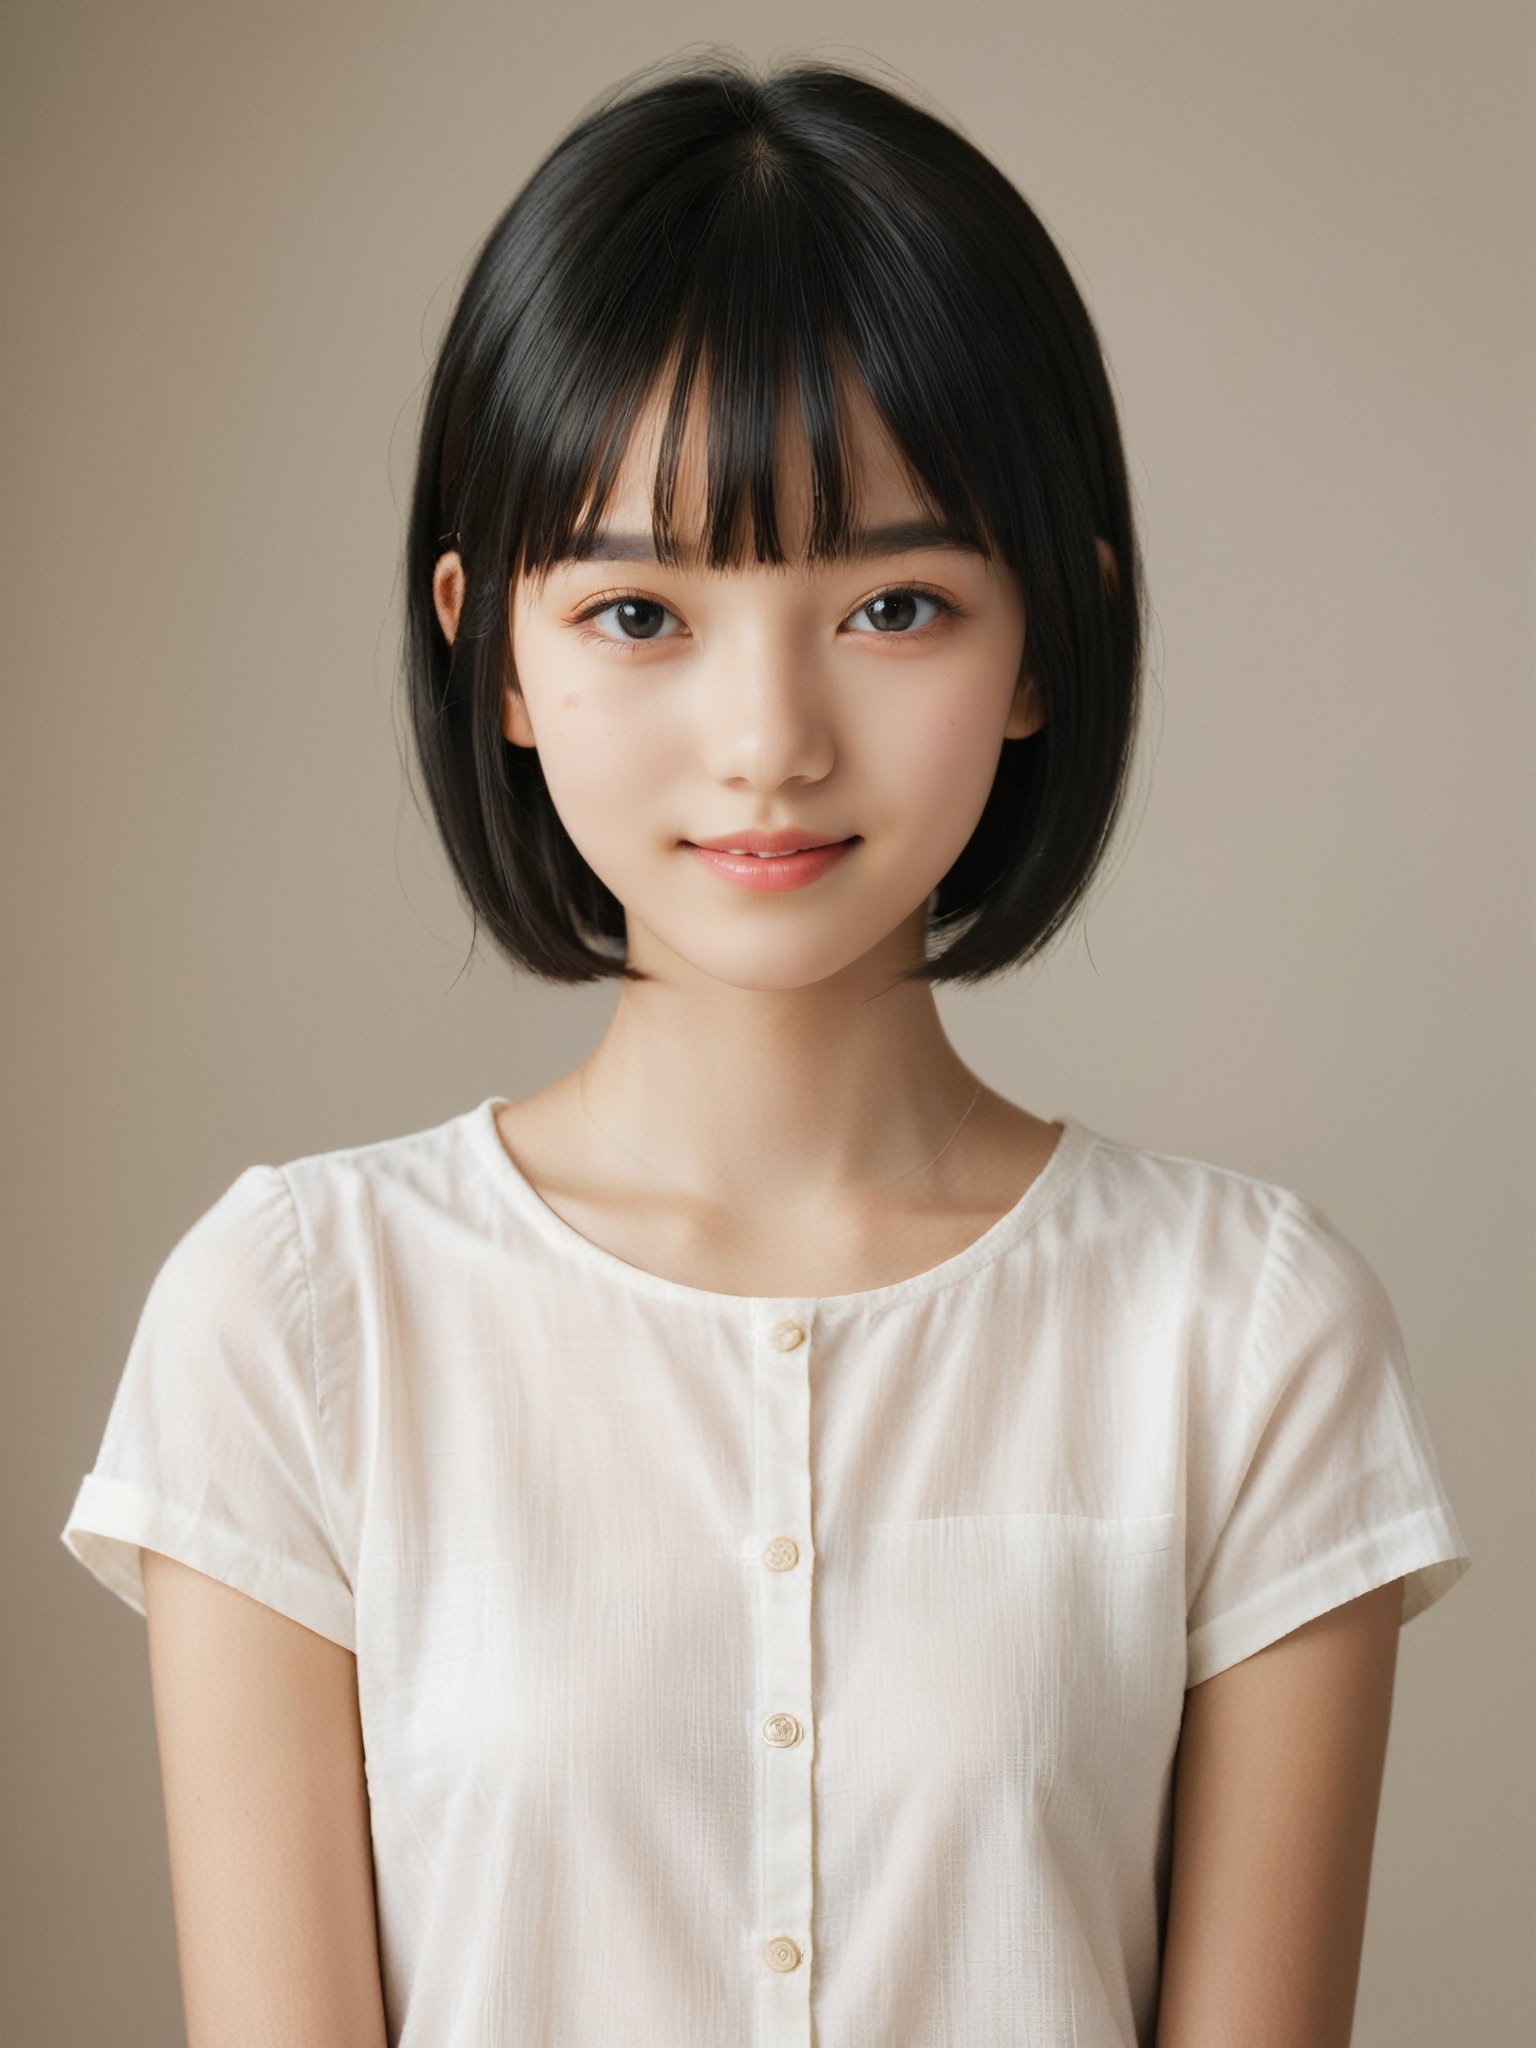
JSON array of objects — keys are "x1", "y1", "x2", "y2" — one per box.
[{"x1": 4, "y1": 1, "x2": 1530, "y2": 2040}]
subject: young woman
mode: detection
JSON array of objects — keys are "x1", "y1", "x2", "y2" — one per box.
[{"x1": 61, "y1": 55, "x2": 1471, "y2": 2048}]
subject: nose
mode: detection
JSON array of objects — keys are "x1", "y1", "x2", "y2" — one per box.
[{"x1": 696, "y1": 618, "x2": 837, "y2": 792}]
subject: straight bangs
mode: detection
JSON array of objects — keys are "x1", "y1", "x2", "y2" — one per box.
[
  {"x1": 407, "y1": 58, "x2": 1143, "y2": 986},
  {"x1": 493, "y1": 161, "x2": 1008, "y2": 589}
]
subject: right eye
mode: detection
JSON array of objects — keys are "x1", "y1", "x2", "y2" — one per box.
[{"x1": 573, "y1": 594, "x2": 685, "y2": 646}]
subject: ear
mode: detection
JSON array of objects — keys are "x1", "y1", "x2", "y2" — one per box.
[
  {"x1": 432, "y1": 551, "x2": 464, "y2": 644},
  {"x1": 436, "y1": 551, "x2": 537, "y2": 749},
  {"x1": 1005, "y1": 667, "x2": 1046, "y2": 742}
]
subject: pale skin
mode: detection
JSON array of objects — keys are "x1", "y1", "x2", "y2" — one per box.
[{"x1": 138, "y1": 366, "x2": 1403, "y2": 2045}]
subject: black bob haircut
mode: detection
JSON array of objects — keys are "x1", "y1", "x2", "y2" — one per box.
[{"x1": 405, "y1": 54, "x2": 1144, "y2": 987}]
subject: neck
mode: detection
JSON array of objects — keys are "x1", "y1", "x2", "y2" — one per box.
[{"x1": 566, "y1": 935, "x2": 989, "y2": 1210}]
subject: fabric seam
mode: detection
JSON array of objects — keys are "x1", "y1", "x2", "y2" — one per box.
[
  {"x1": 1184, "y1": 1188, "x2": 1293, "y2": 1621},
  {"x1": 270, "y1": 1162, "x2": 353, "y2": 1601}
]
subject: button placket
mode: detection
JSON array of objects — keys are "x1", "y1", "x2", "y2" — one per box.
[{"x1": 752, "y1": 1304, "x2": 816, "y2": 2044}]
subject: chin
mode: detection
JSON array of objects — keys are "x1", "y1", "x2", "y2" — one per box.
[{"x1": 630, "y1": 914, "x2": 919, "y2": 995}]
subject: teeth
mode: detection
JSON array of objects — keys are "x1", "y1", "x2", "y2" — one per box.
[{"x1": 700, "y1": 841, "x2": 849, "y2": 856}]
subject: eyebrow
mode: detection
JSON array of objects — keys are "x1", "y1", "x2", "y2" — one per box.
[{"x1": 556, "y1": 518, "x2": 987, "y2": 565}]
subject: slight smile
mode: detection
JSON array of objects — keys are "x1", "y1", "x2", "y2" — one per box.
[{"x1": 682, "y1": 839, "x2": 860, "y2": 893}]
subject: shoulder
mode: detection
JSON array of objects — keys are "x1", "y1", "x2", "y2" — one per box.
[
  {"x1": 1067, "y1": 1117, "x2": 1302, "y2": 1273},
  {"x1": 274, "y1": 1098, "x2": 483, "y2": 1196},
  {"x1": 1066, "y1": 1122, "x2": 1398, "y2": 1369},
  {"x1": 152, "y1": 1100, "x2": 505, "y2": 1349},
  {"x1": 257, "y1": 1097, "x2": 499, "y2": 1248},
  {"x1": 145, "y1": 1163, "x2": 303, "y2": 1332}
]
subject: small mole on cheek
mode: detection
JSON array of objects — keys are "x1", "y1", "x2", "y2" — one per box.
[{"x1": 563, "y1": 693, "x2": 581, "y2": 709}]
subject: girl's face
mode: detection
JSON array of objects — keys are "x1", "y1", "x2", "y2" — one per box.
[{"x1": 447, "y1": 376, "x2": 1041, "y2": 994}]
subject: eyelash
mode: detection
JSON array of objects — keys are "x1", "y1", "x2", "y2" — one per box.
[{"x1": 569, "y1": 583, "x2": 966, "y2": 652}]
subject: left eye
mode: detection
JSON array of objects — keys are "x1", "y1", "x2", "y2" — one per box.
[{"x1": 845, "y1": 588, "x2": 947, "y2": 634}]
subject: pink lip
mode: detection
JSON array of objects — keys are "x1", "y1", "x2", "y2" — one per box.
[{"x1": 684, "y1": 838, "x2": 858, "y2": 892}]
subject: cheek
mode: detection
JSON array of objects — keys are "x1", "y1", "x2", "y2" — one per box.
[
  {"x1": 509, "y1": 622, "x2": 671, "y2": 810},
  {"x1": 867, "y1": 672, "x2": 1013, "y2": 834},
  {"x1": 519, "y1": 692, "x2": 684, "y2": 882},
  {"x1": 537, "y1": 711, "x2": 665, "y2": 821}
]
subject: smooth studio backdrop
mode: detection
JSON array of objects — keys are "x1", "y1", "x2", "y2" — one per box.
[{"x1": 4, "y1": 2, "x2": 1530, "y2": 2042}]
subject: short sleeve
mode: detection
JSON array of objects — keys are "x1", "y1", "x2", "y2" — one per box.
[
  {"x1": 1185, "y1": 1190, "x2": 1471, "y2": 1688},
  {"x1": 59, "y1": 1163, "x2": 355, "y2": 1650}
]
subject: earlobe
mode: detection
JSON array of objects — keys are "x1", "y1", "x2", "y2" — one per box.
[
  {"x1": 501, "y1": 679, "x2": 537, "y2": 749},
  {"x1": 432, "y1": 551, "x2": 465, "y2": 646},
  {"x1": 1006, "y1": 670, "x2": 1046, "y2": 742}
]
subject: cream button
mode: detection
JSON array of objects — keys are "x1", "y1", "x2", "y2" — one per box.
[
  {"x1": 769, "y1": 1320, "x2": 806, "y2": 1351},
  {"x1": 762, "y1": 1536, "x2": 800, "y2": 1572},
  {"x1": 763, "y1": 1936, "x2": 802, "y2": 1972},
  {"x1": 762, "y1": 1711, "x2": 803, "y2": 1747}
]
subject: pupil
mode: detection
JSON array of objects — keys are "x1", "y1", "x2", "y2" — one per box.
[
  {"x1": 618, "y1": 599, "x2": 664, "y2": 639},
  {"x1": 869, "y1": 592, "x2": 917, "y2": 632}
]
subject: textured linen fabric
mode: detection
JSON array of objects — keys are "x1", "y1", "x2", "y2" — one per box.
[{"x1": 61, "y1": 1098, "x2": 1472, "y2": 2047}]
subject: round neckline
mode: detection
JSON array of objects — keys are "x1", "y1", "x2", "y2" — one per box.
[{"x1": 465, "y1": 1093, "x2": 1096, "y2": 1314}]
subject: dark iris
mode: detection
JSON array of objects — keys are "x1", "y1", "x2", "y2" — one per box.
[
  {"x1": 615, "y1": 598, "x2": 666, "y2": 639},
  {"x1": 865, "y1": 591, "x2": 918, "y2": 632}
]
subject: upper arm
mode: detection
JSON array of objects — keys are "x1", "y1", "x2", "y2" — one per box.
[
  {"x1": 140, "y1": 1546, "x2": 389, "y2": 2048},
  {"x1": 1154, "y1": 1579, "x2": 1404, "y2": 2048}
]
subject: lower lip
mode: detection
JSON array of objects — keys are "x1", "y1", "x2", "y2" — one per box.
[{"x1": 684, "y1": 839, "x2": 858, "y2": 891}]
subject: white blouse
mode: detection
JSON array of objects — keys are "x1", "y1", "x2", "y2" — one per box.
[{"x1": 61, "y1": 1098, "x2": 1471, "y2": 2047}]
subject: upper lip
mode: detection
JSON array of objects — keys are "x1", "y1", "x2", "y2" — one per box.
[{"x1": 685, "y1": 827, "x2": 856, "y2": 853}]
